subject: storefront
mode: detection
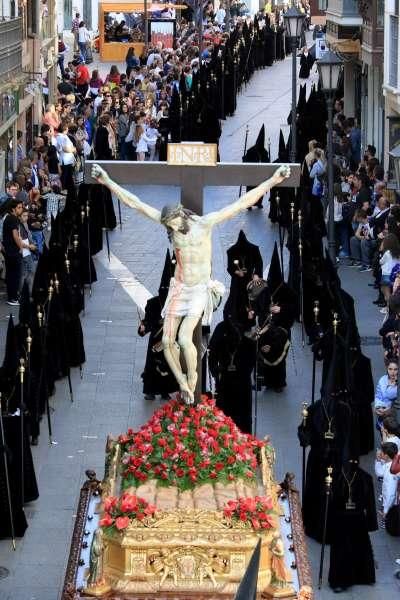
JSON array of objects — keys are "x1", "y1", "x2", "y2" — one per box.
[{"x1": 99, "y1": 1, "x2": 146, "y2": 62}]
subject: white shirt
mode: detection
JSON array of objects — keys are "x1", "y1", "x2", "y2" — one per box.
[
  {"x1": 78, "y1": 27, "x2": 90, "y2": 43},
  {"x1": 380, "y1": 250, "x2": 400, "y2": 277},
  {"x1": 385, "y1": 435, "x2": 400, "y2": 451},
  {"x1": 375, "y1": 460, "x2": 400, "y2": 515},
  {"x1": 94, "y1": 95, "x2": 103, "y2": 114},
  {"x1": 56, "y1": 133, "x2": 75, "y2": 166}
]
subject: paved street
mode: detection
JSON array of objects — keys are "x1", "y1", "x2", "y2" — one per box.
[{"x1": 0, "y1": 50, "x2": 399, "y2": 600}]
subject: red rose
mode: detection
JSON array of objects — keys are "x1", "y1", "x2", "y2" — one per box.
[
  {"x1": 152, "y1": 424, "x2": 162, "y2": 434},
  {"x1": 136, "y1": 512, "x2": 145, "y2": 521},
  {"x1": 176, "y1": 468, "x2": 185, "y2": 477},
  {"x1": 227, "y1": 455, "x2": 235, "y2": 465},
  {"x1": 120, "y1": 494, "x2": 139, "y2": 513},
  {"x1": 99, "y1": 512, "x2": 113, "y2": 527},
  {"x1": 104, "y1": 496, "x2": 118, "y2": 512},
  {"x1": 214, "y1": 462, "x2": 224, "y2": 471},
  {"x1": 239, "y1": 512, "x2": 247, "y2": 521},
  {"x1": 251, "y1": 518, "x2": 260, "y2": 529},
  {"x1": 209, "y1": 471, "x2": 217, "y2": 479},
  {"x1": 115, "y1": 516, "x2": 130, "y2": 530}
]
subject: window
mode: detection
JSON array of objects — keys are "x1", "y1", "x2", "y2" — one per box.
[
  {"x1": 377, "y1": 0, "x2": 384, "y2": 27},
  {"x1": 389, "y1": 15, "x2": 399, "y2": 88}
]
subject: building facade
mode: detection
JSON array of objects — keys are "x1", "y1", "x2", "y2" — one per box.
[
  {"x1": 383, "y1": 0, "x2": 400, "y2": 183},
  {"x1": 325, "y1": 0, "x2": 363, "y2": 121},
  {"x1": 0, "y1": 0, "x2": 58, "y2": 188},
  {"x1": 57, "y1": 0, "x2": 98, "y2": 33},
  {"x1": 359, "y1": 0, "x2": 384, "y2": 163}
]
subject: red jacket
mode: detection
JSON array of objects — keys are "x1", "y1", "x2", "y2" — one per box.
[{"x1": 76, "y1": 64, "x2": 90, "y2": 85}]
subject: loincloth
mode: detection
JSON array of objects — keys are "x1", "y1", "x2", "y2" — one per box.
[{"x1": 161, "y1": 277, "x2": 225, "y2": 325}]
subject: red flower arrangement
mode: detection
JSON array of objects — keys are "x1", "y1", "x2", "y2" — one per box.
[
  {"x1": 118, "y1": 397, "x2": 267, "y2": 492},
  {"x1": 99, "y1": 493, "x2": 157, "y2": 533},
  {"x1": 223, "y1": 496, "x2": 275, "y2": 530}
]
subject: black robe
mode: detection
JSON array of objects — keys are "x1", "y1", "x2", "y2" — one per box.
[
  {"x1": 139, "y1": 296, "x2": 177, "y2": 396},
  {"x1": 253, "y1": 283, "x2": 297, "y2": 389},
  {"x1": 0, "y1": 415, "x2": 39, "y2": 538},
  {"x1": 299, "y1": 52, "x2": 314, "y2": 79},
  {"x1": 208, "y1": 321, "x2": 256, "y2": 434},
  {"x1": 224, "y1": 232, "x2": 263, "y2": 327},
  {"x1": 298, "y1": 395, "x2": 352, "y2": 543},
  {"x1": 328, "y1": 466, "x2": 377, "y2": 589}
]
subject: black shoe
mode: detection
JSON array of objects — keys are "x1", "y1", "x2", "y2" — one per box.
[
  {"x1": 377, "y1": 301, "x2": 387, "y2": 308},
  {"x1": 247, "y1": 206, "x2": 253, "y2": 211},
  {"x1": 144, "y1": 394, "x2": 156, "y2": 401},
  {"x1": 373, "y1": 298, "x2": 384, "y2": 305},
  {"x1": 31, "y1": 436, "x2": 39, "y2": 446},
  {"x1": 160, "y1": 394, "x2": 171, "y2": 400}
]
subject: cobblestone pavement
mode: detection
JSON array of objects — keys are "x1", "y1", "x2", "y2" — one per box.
[{"x1": 0, "y1": 51, "x2": 400, "y2": 600}]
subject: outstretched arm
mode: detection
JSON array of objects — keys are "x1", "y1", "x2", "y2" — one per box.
[
  {"x1": 204, "y1": 165, "x2": 291, "y2": 227},
  {"x1": 91, "y1": 164, "x2": 161, "y2": 223}
]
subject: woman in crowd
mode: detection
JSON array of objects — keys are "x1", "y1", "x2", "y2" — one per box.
[
  {"x1": 89, "y1": 69, "x2": 104, "y2": 96},
  {"x1": 379, "y1": 233, "x2": 400, "y2": 308},
  {"x1": 374, "y1": 361, "x2": 398, "y2": 433}
]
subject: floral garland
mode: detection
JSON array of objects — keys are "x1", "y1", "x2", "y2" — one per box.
[
  {"x1": 118, "y1": 397, "x2": 266, "y2": 492},
  {"x1": 99, "y1": 493, "x2": 156, "y2": 533},
  {"x1": 223, "y1": 496, "x2": 275, "y2": 530}
]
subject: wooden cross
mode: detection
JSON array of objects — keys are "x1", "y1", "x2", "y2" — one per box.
[{"x1": 84, "y1": 155, "x2": 301, "y2": 402}]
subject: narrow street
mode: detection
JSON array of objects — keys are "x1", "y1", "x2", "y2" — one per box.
[{"x1": 0, "y1": 47, "x2": 399, "y2": 600}]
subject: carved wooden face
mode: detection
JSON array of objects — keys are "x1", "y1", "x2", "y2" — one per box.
[{"x1": 167, "y1": 215, "x2": 185, "y2": 232}]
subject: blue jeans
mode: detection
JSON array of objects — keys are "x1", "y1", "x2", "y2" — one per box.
[
  {"x1": 349, "y1": 236, "x2": 376, "y2": 267},
  {"x1": 337, "y1": 221, "x2": 350, "y2": 256},
  {"x1": 79, "y1": 41, "x2": 87, "y2": 61}
]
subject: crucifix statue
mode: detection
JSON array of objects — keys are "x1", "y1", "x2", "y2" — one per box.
[{"x1": 92, "y1": 163, "x2": 291, "y2": 403}]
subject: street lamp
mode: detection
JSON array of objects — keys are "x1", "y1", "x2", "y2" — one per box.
[
  {"x1": 389, "y1": 142, "x2": 400, "y2": 191},
  {"x1": 317, "y1": 49, "x2": 343, "y2": 263},
  {"x1": 283, "y1": 6, "x2": 305, "y2": 163}
]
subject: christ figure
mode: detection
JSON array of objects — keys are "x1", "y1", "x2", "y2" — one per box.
[{"x1": 92, "y1": 164, "x2": 290, "y2": 403}]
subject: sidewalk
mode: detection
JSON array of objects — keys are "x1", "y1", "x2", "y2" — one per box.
[{"x1": 0, "y1": 47, "x2": 399, "y2": 600}]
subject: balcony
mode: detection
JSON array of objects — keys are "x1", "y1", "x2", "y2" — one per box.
[
  {"x1": 0, "y1": 17, "x2": 23, "y2": 80},
  {"x1": 359, "y1": 1, "x2": 384, "y2": 66}
]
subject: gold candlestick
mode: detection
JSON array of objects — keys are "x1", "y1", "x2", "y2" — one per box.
[
  {"x1": 333, "y1": 313, "x2": 339, "y2": 335},
  {"x1": 313, "y1": 300, "x2": 320, "y2": 324},
  {"x1": 37, "y1": 307, "x2": 43, "y2": 328},
  {"x1": 19, "y1": 358, "x2": 25, "y2": 383},
  {"x1": 302, "y1": 402, "x2": 308, "y2": 426},
  {"x1": 26, "y1": 328, "x2": 32, "y2": 354}
]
